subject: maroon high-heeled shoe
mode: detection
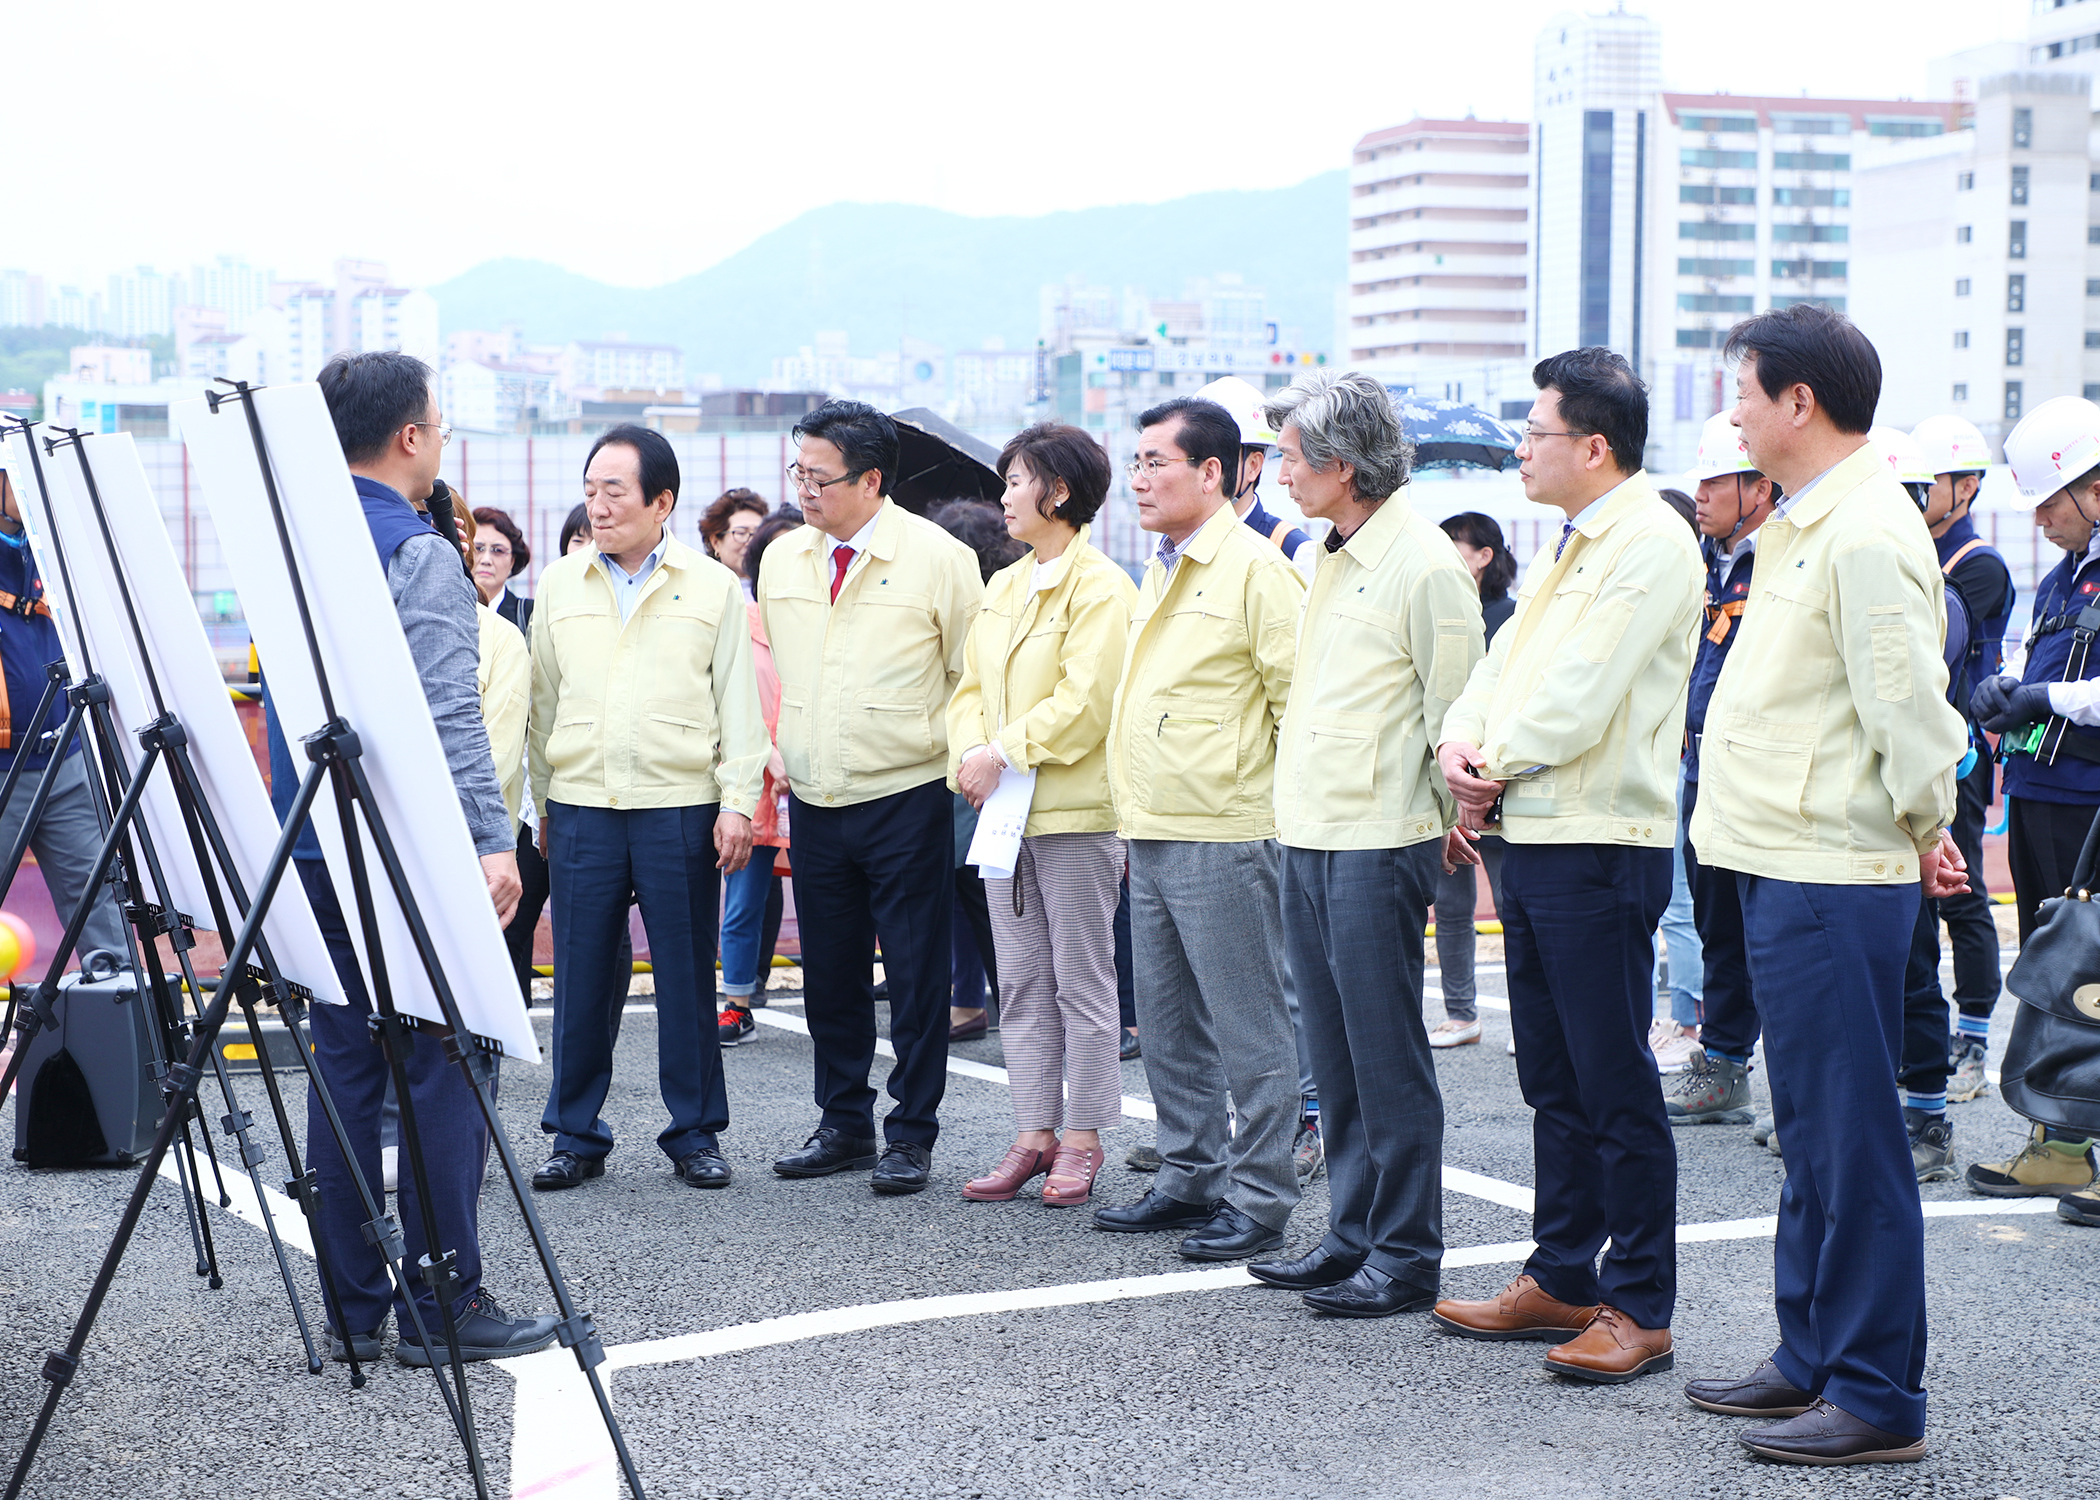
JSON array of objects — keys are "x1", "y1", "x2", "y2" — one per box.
[
  {"x1": 961, "y1": 1143, "x2": 1055, "y2": 1201},
  {"x1": 1041, "y1": 1144, "x2": 1105, "y2": 1207}
]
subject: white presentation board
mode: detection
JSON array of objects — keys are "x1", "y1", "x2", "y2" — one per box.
[
  {"x1": 172, "y1": 385, "x2": 538, "y2": 1060},
  {"x1": 2, "y1": 426, "x2": 344, "y2": 1007}
]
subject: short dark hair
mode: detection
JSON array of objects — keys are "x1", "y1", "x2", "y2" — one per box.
[
  {"x1": 700, "y1": 488, "x2": 769, "y2": 550},
  {"x1": 317, "y1": 350, "x2": 433, "y2": 465},
  {"x1": 1439, "y1": 511, "x2": 1518, "y2": 602},
  {"x1": 1134, "y1": 397, "x2": 1241, "y2": 494},
  {"x1": 743, "y1": 506, "x2": 804, "y2": 586},
  {"x1": 792, "y1": 400, "x2": 898, "y2": 495},
  {"x1": 472, "y1": 505, "x2": 530, "y2": 577},
  {"x1": 559, "y1": 501, "x2": 591, "y2": 555},
  {"x1": 929, "y1": 499, "x2": 1027, "y2": 584},
  {"x1": 1722, "y1": 302, "x2": 1880, "y2": 436},
  {"x1": 997, "y1": 423, "x2": 1112, "y2": 528},
  {"x1": 1657, "y1": 487, "x2": 1699, "y2": 536},
  {"x1": 1531, "y1": 347, "x2": 1648, "y2": 475},
  {"x1": 585, "y1": 423, "x2": 680, "y2": 511}
]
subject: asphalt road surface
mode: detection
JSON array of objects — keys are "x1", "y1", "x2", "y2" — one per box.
[{"x1": 0, "y1": 957, "x2": 2087, "y2": 1500}]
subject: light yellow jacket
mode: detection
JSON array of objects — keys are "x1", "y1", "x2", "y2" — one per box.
[
  {"x1": 476, "y1": 603, "x2": 529, "y2": 826},
  {"x1": 1689, "y1": 442, "x2": 1967, "y2": 883},
  {"x1": 1441, "y1": 471, "x2": 1704, "y2": 847},
  {"x1": 947, "y1": 526, "x2": 1137, "y2": 837},
  {"x1": 1108, "y1": 500, "x2": 1304, "y2": 842},
  {"x1": 1276, "y1": 500, "x2": 1485, "y2": 851},
  {"x1": 758, "y1": 498, "x2": 982, "y2": 808},
  {"x1": 528, "y1": 533, "x2": 767, "y2": 819}
]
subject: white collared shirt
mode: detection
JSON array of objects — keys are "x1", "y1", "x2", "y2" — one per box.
[
  {"x1": 829, "y1": 510, "x2": 882, "y2": 590},
  {"x1": 598, "y1": 536, "x2": 665, "y2": 624}
]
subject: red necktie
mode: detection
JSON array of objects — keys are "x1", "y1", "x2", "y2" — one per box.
[{"x1": 830, "y1": 545, "x2": 855, "y2": 603}]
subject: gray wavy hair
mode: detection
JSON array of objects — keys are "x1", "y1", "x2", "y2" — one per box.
[{"x1": 1261, "y1": 370, "x2": 1412, "y2": 501}]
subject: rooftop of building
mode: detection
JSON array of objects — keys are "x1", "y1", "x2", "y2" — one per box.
[
  {"x1": 1355, "y1": 117, "x2": 1529, "y2": 150},
  {"x1": 1660, "y1": 92, "x2": 1958, "y2": 129}
]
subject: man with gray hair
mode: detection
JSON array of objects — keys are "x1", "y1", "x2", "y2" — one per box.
[{"x1": 1245, "y1": 371, "x2": 1485, "y2": 1316}]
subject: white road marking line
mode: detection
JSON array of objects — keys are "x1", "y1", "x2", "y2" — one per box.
[{"x1": 155, "y1": 1139, "x2": 312, "y2": 1257}]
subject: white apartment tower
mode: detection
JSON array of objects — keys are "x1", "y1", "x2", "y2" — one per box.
[
  {"x1": 1853, "y1": 73, "x2": 2093, "y2": 442},
  {"x1": 1345, "y1": 117, "x2": 1531, "y2": 409},
  {"x1": 1533, "y1": 11, "x2": 1663, "y2": 374}
]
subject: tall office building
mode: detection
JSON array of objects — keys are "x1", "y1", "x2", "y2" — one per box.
[
  {"x1": 1346, "y1": 117, "x2": 1532, "y2": 411},
  {"x1": 1532, "y1": 10, "x2": 1663, "y2": 373}
]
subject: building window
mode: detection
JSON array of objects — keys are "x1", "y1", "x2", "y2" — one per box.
[
  {"x1": 1678, "y1": 185, "x2": 1756, "y2": 205},
  {"x1": 1771, "y1": 188, "x2": 1849, "y2": 207},
  {"x1": 2007, "y1": 328, "x2": 2025, "y2": 367},
  {"x1": 1771, "y1": 151, "x2": 1850, "y2": 170},
  {"x1": 2087, "y1": 332, "x2": 2100, "y2": 349},
  {"x1": 2012, "y1": 165, "x2": 2030, "y2": 205},
  {"x1": 2088, "y1": 385, "x2": 2100, "y2": 400},
  {"x1": 1770, "y1": 295, "x2": 1846, "y2": 312},
  {"x1": 2009, "y1": 274, "x2": 2026, "y2": 312},
  {"x1": 1678, "y1": 294, "x2": 1754, "y2": 313},
  {"x1": 2011, "y1": 221, "x2": 2027, "y2": 258},
  {"x1": 1952, "y1": 383, "x2": 1968, "y2": 402},
  {"x1": 1679, "y1": 258, "x2": 1754, "y2": 276},
  {"x1": 1772, "y1": 259, "x2": 1848, "y2": 280},
  {"x1": 2090, "y1": 226, "x2": 2100, "y2": 245},
  {"x1": 1680, "y1": 221, "x2": 1758, "y2": 240},
  {"x1": 1867, "y1": 118, "x2": 1944, "y2": 138},
  {"x1": 1954, "y1": 331, "x2": 1969, "y2": 348},
  {"x1": 1676, "y1": 329, "x2": 1715, "y2": 348},
  {"x1": 1680, "y1": 148, "x2": 1757, "y2": 168},
  {"x1": 2014, "y1": 107, "x2": 2033, "y2": 149},
  {"x1": 1771, "y1": 223, "x2": 1848, "y2": 243},
  {"x1": 2006, "y1": 381, "x2": 2024, "y2": 420},
  {"x1": 1956, "y1": 278, "x2": 1971, "y2": 296},
  {"x1": 1959, "y1": 171, "x2": 1976, "y2": 191},
  {"x1": 1956, "y1": 226, "x2": 1973, "y2": 243},
  {"x1": 1676, "y1": 114, "x2": 1757, "y2": 134},
  {"x1": 1581, "y1": 110, "x2": 1614, "y2": 347}
]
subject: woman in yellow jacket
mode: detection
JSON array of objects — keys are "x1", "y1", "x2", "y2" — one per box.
[{"x1": 949, "y1": 424, "x2": 1137, "y2": 1207}]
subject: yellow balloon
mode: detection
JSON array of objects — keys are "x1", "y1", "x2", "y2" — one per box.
[{"x1": 0, "y1": 925, "x2": 19, "y2": 980}]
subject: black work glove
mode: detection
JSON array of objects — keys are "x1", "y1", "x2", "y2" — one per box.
[
  {"x1": 1970, "y1": 674, "x2": 2016, "y2": 728},
  {"x1": 1978, "y1": 677, "x2": 2055, "y2": 734}
]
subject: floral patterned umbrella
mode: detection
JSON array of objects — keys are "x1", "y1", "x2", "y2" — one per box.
[{"x1": 1391, "y1": 395, "x2": 1524, "y2": 472}]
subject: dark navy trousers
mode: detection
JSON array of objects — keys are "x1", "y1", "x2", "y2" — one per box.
[
  {"x1": 1742, "y1": 875, "x2": 1927, "y2": 1439},
  {"x1": 543, "y1": 802, "x2": 727, "y2": 1162},
  {"x1": 299, "y1": 858, "x2": 487, "y2": 1336},
  {"x1": 1501, "y1": 841, "x2": 1677, "y2": 1330},
  {"x1": 1681, "y1": 777, "x2": 1759, "y2": 1064},
  {"x1": 790, "y1": 779, "x2": 952, "y2": 1148}
]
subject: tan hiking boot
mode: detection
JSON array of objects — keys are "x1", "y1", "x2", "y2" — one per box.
[{"x1": 1964, "y1": 1125, "x2": 2097, "y2": 1198}]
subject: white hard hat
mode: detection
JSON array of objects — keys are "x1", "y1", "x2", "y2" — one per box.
[
  {"x1": 1869, "y1": 426, "x2": 1937, "y2": 489},
  {"x1": 1910, "y1": 414, "x2": 1989, "y2": 477},
  {"x1": 1193, "y1": 375, "x2": 1278, "y2": 447},
  {"x1": 1685, "y1": 411, "x2": 1756, "y2": 481},
  {"x1": 2004, "y1": 395, "x2": 2100, "y2": 504}
]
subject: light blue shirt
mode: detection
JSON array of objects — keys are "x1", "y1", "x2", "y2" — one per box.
[{"x1": 598, "y1": 536, "x2": 665, "y2": 625}]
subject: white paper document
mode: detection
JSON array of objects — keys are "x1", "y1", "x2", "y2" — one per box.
[{"x1": 966, "y1": 768, "x2": 1037, "y2": 881}]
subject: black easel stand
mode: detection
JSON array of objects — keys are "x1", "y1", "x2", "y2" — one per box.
[{"x1": 0, "y1": 388, "x2": 645, "y2": 1499}]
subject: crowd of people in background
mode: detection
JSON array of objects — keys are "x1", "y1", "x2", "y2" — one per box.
[{"x1": 75, "y1": 302, "x2": 2080, "y2": 1464}]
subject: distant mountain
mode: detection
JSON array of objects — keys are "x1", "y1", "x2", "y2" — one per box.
[{"x1": 431, "y1": 173, "x2": 1347, "y2": 385}]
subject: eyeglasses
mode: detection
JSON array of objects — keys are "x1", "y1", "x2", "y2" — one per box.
[
  {"x1": 786, "y1": 463, "x2": 862, "y2": 494},
  {"x1": 1125, "y1": 455, "x2": 1202, "y2": 481},
  {"x1": 471, "y1": 541, "x2": 511, "y2": 559},
  {"x1": 409, "y1": 421, "x2": 454, "y2": 446},
  {"x1": 1522, "y1": 427, "x2": 1586, "y2": 442}
]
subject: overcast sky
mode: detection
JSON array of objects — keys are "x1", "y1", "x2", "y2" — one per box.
[{"x1": 13, "y1": 0, "x2": 2027, "y2": 292}]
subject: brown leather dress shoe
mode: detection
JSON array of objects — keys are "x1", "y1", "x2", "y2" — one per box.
[
  {"x1": 1544, "y1": 1305, "x2": 1673, "y2": 1383},
  {"x1": 1431, "y1": 1273, "x2": 1600, "y2": 1343}
]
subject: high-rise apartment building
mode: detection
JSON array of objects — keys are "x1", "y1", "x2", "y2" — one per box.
[
  {"x1": 1853, "y1": 72, "x2": 2092, "y2": 440},
  {"x1": 1532, "y1": 11, "x2": 1663, "y2": 373},
  {"x1": 1346, "y1": 117, "x2": 1531, "y2": 410},
  {"x1": 104, "y1": 266, "x2": 179, "y2": 339}
]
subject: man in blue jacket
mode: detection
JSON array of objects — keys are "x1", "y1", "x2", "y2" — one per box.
[{"x1": 0, "y1": 457, "x2": 129, "y2": 971}]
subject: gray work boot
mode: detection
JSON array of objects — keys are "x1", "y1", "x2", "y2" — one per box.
[
  {"x1": 1947, "y1": 1034, "x2": 1991, "y2": 1103},
  {"x1": 1665, "y1": 1052, "x2": 1755, "y2": 1126},
  {"x1": 1750, "y1": 1113, "x2": 1775, "y2": 1145},
  {"x1": 1905, "y1": 1106, "x2": 1956, "y2": 1183}
]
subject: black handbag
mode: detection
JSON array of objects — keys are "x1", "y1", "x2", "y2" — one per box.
[{"x1": 2001, "y1": 804, "x2": 2100, "y2": 1138}]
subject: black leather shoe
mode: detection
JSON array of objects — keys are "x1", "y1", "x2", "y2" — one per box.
[
  {"x1": 773, "y1": 1127, "x2": 880, "y2": 1178},
  {"x1": 871, "y1": 1141, "x2": 932, "y2": 1195},
  {"x1": 674, "y1": 1145, "x2": 733, "y2": 1189},
  {"x1": 1248, "y1": 1245, "x2": 1362, "y2": 1291},
  {"x1": 1119, "y1": 1029, "x2": 1142, "y2": 1061},
  {"x1": 327, "y1": 1325, "x2": 384, "y2": 1363},
  {"x1": 532, "y1": 1151, "x2": 604, "y2": 1191},
  {"x1": 1178, "y1": 1201, "x2": 1285, "y2": 1262},
  {"x1": 1738, "y1": 1399, "x2": 1926, "y2": 1466},
  {"x1": 1302, "y1": 1264, "x2": 1437, "y2": 1318},
  {"x1": 395, "y1": 1290, "x2": 560, "y2": 1366},
  {"x1": 1685, "y1": 1358, "x2": 1815, "y2": 1417},
  {"x1": 1092, "y1": 1189, "x2": 1215, "y2": 1233}
]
